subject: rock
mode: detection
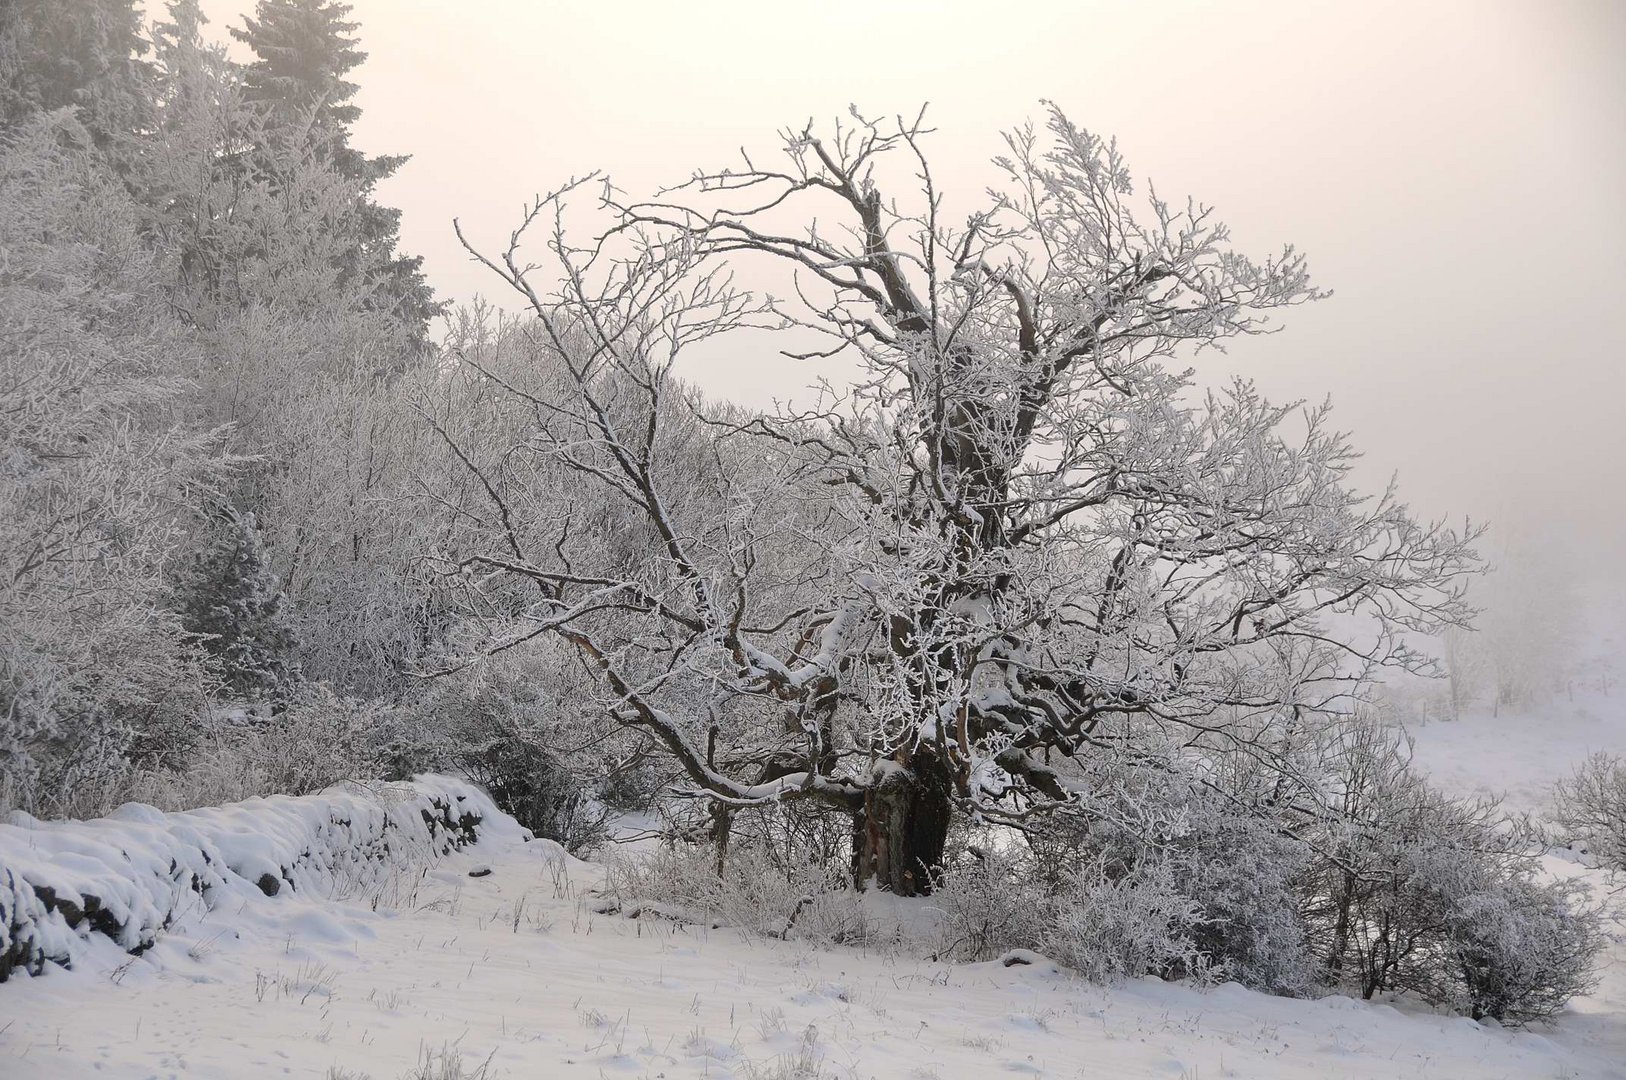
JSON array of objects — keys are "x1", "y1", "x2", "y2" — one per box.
[{"x1": 33, "y1": 885, "x2": 83, "y2": 929}]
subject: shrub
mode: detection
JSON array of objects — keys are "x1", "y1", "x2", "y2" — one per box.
[
  {"x1": 1450, "y1": 873, "x2": 1603, "y2": 1024},
  {"x1": 930, "y1": 805, "x2": 1306, "y2": 989},
  {"x1": 928, "y1": 845, "x2": 1049, "y2": 962},
  {"x1": 1179, "y1": 808, "x2": 1317, "y2": 995},
  {"x1": 1304, "y1": 715, "x2": 1604, "y2": 1023},
  {"x1": 456, "y1": 718, "x2": 608, "y2": 854},
  {"x1": 1046, "y1": 857, "x2": 1212, "y2": 983},
  {"x1": 397, "y1": 645, "x2": 662, "y2": 853},
  {"x1": 1025, "y1": 746, "x2": 1316, "y2": 993},
  {"x1": 1551, "y1": 752, "x2": 1626, "y2": 870},
  {"x1": 933, "y1": 722, "x2": 1601, "y2": 1021},
  {"x1": 929, "y1": 843, "x2": 1211, "y2": 982},
  {"x1": 116, "y1": 685, "x2": 396, "y2": 811}
]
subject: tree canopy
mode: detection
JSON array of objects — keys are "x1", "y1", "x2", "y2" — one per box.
[{"x1": 446, "y1": 107, "x2": 1480, "y2": 894}]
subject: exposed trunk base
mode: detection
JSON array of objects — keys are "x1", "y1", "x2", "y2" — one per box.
[{"x1": 852, "y1": 749, "x2": 954, "y2": 896}]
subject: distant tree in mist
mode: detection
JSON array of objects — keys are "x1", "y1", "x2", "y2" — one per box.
[
  {"x1": 1439, "y1": 529, "x2": 1580, "y2": 715},
  {"x1": 1438, "y1": 624, "x2": 1485, "y2": 720},
  {"x1": 0, "y1": 0, "x2": 153, "y2": 142}
]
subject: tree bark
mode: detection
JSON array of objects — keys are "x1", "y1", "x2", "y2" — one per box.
[{"x1": 852, "y1": 748, "x2": 955, "y2": 896}]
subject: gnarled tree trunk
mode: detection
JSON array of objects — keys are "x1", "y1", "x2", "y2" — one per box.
[{"x1": 852, "y1": 747, "x2": 955, "y2": 895}]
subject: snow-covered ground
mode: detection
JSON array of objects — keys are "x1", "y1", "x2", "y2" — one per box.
[
  {"x1": 1407, "y1": 694, "x2": 1626, "y2": 819},
  {"x1": 1, "y1": 824, "x2": 1621, "y2": 1080},
  {"x1": 3, "y1": 715, "x2": 1625, "y2": 1078}
]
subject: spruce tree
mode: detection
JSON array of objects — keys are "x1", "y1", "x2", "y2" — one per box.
[
  {"x1": 229, "y1": 0, "x2": 439, "y2": 350},
  {"x1": 0, "y1": 0, "x2": 153, "y2": 143},
  {"x1": 178, "y1": 507, "x2": 299, "y2": 704}
]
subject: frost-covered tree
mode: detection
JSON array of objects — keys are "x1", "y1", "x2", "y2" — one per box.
[
  {"x1": 0, "y1": 110, "x2": 220, "y2": 813},
  {"x1": 231, "y1": 0, "x2": 366, "y2": 152},
  {"x1": 145, "y1": 2, "x2": 412, "y2": 361},
  {"x1": 1, "y1": 0, "x2": 440, "y2": 810},
  {"x1": 230, "y1": 0, "x2": 439, "y2": 348},
  {"x1": 0, "y1": 0, "x2": 152, "y2": 143},
  {"x1": 441, "y1": 107, "x2": 1480, "y2": 895},
  {"x1": 135, "y1": 2, "x2": 442, "y2": 695},
  {"x1": 176, "y1": 506, "x2": 298, "y2": 702},
  {"x1": 257, "y1": 368, "x2": 451, "y2": 695}
]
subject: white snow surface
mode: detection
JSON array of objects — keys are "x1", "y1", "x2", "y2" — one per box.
[
  {"x1": 2, "y1": 752, "x2": 1624, "y2": 1077},
  {"x1": 1407, "y1": 696, "x2": 1626, "y2": 818}
]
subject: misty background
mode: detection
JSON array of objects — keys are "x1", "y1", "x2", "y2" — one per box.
[{"x1": 184, "y1": 0, "x2": 1626, "y2": 567}]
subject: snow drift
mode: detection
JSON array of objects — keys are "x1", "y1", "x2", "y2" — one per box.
[{"x1": 0, "y1": 775, "x2": 524, "y2": 981}]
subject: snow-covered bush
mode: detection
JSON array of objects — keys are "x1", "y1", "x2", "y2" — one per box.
[
  {"x1": 932, "y1": 721, "x2": 1600, "y2": 1020},
  {"x1": 1045, "y1": 858, "x2": 1211, "y2": 984},
  {"x1": 1449, "y1": 873, "x2": 1603, "y2": 1025},
  {"x1": 1551, "y1": 752, "x2": 1626, "y2": 870},
  {"x1": 930, "y1": 844, "x2": 1212, "y2": 983},
  {"x1": 119, "y1": 686, "x2": 398, "y2": 812},
  {"x1": 398, "y1": 646, "x2": 648, "y2": 853},
  {"x1": 1352, "y1": 824, "x2": 1602, "y2": 1024},
  {"x1": 1304, "y1": 716, "x2": 1603, "y2": 1023},
  {"x1": 1178, "y1": 807, "x2": 1317, "y2": 995},
  {"x1": 720, "y1": 799, "x2": 858, "y2": 884},
  {"x1": 930, "y1": 785, "x2": 1309, "y2": 991},
  {"x1": 928, "y1": 845, "x2": 1050, "y2": 962},
  {"x1": 1028, "y1": 745, "x2": 1316, "y2": 993},
  {"x1": 225, "y1": 685, "x2": 391, "y2": 796},
  {"x1": 455, "y1": 723, "x2": 608, "y2": 855}
]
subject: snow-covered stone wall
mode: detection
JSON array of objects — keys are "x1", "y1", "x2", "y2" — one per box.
[{"x1": 0, "y1": 775, "x2": 524, "y2": 981}]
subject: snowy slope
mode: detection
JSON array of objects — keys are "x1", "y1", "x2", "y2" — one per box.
[
  {"x1": 1, "y1": 820, "x2": 1622, "y2": 1078},
  {"x1": 1407, "y1": 693, "x2": 1626, "y2": 818}
]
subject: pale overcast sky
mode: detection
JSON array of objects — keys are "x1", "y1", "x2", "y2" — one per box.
[{"x1": 198, "y1": 0, "x2": 1626, "y2": 562}]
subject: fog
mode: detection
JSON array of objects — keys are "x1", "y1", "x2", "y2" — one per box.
[{"x1": 202, "y1": 0, "x2": 1626, "y2": 563}]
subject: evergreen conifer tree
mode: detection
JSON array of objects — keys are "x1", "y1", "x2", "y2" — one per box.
[
  {"x1": 178, "y1": 507, "x2": 299, "y2": 704},
  {"x1": 229, "y1": 0, "x2": 439, "y2": 350},
  {"x1": 0, "y1": 0, "x2": 153, "y2": 143}
]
